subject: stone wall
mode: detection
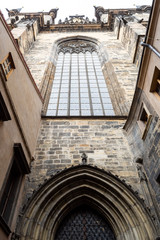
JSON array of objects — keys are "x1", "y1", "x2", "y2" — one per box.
[
  {"x1": 124, "y1": 87, "x2": 160, "y2": 229},
  {"x1": 25, "y1": 119, "x2": 142, "y2": 199},
  {"x1": 134, "y1": 35, "x2": 145, "y2": 67},
  {"x1": 119, "y1": 22, "x2": 146, "y2": 61},
  {"x1": 126, "y1": 108, "x2": 160, "y2": 224}
]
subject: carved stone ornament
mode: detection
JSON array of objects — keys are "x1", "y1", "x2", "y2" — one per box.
[
  {"x1": 137, "y1": 165, "x2": 147, "y2": 182},
  {"x1": 81, "y1": 152, "x2": 87, "y2": 164},
  {"x1": 59, "y1": 15, "x2": 96, "y2": 25},
  {"x1": 100, "y1": 14, "x2": 108, "y2": 24},
  {"x1": 58, "y1": 40, "x2": 97, "y2": 54}
]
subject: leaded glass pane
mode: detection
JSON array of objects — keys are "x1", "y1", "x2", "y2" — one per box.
[
  {"x1": 70, "y1": 104, "x2": 79, "y2": 110},
  {"x1": 48, "y1": 103, "x2": 57, "y2": 109},
  {"x1": 103, "y1": 103, "x2": 114, "y2": 109},
  {"x1": 50, "y1": 93, "x2": 58, "y2": 98},
  {"x1": 60, "y1": 92, "x2": 68, "y2": 98},
  {"x1": 59, "y1": 98, "x2": 68, "y2": 104},
  {"x1": 70, "y1": 98, "x2": 79, "y2": 104},
  {"x1": 80, "y1": 88, "x2": 88, "y2": 93},
  {"x1": 59, "y1": 104, "x2": 68, "y2": 109},
  {"x1": 92, "y1": 98, "x2": 101, "y2": 104},
  {"x1": 80, "y1": 84, "x2": 87, "y2": 88},
  {"x1": 92, "y1": 104, "x2": 102, "y2": 110},
  {"x1": 91, "y1": 92, "x2": 100, "y2": 98},
  {"x1": 93, "y1": 109, "x2": 103, "y2": 115},
  {"x1": 71, "y1": 92, "x2": 78, "y2": 97},
  {"x1": 105, "y1": 109, "x2": 115, "y2": 115},
  {"x1": 58, "y1": 109, "x2": 67, "y2": 116},
  {"x1": 82, "y1": 109, "x2": 91, "y2": 116},
  {"x1": 80, "y1": 92, "x2": 89, "y2": 98},
  {"x1": 102, "y1": 97, "x2": 111, "y2": 103},
  {"x1": 81, "y1": 104, "x2": 90, "y2": 110},
  {"x1": 81, "y1": 98, "x2": 90, "y2": 104},
  {"x1": 70, "y1": 109, "x2": 79, "y2": 116},
  {"x1": 49, "y1": 98, "x2": 57, "y2": 104},
  {"x1": 101, "y1": 92, "x2": 110, "y2": 98}
]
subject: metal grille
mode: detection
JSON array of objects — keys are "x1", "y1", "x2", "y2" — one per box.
[{"x1": 55, "y1": 206, "x2": 116, "y2": 240}]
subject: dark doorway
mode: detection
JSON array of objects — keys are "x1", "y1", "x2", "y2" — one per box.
[{"x1": 55, "y1": 205, "x2": 116, "y2": 240}]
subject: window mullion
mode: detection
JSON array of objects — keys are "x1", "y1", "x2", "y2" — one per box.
[
  {"x1": 78, "y1": 54, "x2": 81, "y2": 116},
  {"x1": 68, "y1": 53, "x2": 71, "y2": 116},
  {"x1": 85, "y1": 52, "x2": 93, "y2": 116},
  {"x1": 56, "y1": 53, "x2": 64, "y2": 116},
  {"x1": 92, "y1": 52, "x2": 105, "y2": 116}
]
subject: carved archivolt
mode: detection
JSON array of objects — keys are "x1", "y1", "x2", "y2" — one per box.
[
  {"x1": 18, "y1": 165, "x2": 157, "y2": 240},
  {"x1": 58, "y1": 40, "x2": 97, "y2": 54}
]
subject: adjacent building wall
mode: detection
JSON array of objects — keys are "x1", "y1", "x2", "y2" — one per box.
[
  {"x1": 0, "y1": 13, "x2": 42, "y2": 238},
  {"x1": 0, "y1": 18, "x2": 42, "y2": 157},
  {"x1": 124, "y1": 0, "x2": 160, "y2": 231}
]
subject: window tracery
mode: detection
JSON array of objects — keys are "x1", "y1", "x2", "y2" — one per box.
[{"x1": 58, "y1": 40, "x2": 97, "y2": 54}]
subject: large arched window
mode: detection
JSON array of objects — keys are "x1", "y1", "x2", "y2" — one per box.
[{"x1": 46, "y1": 40, "x2": 114, "y2": 116}]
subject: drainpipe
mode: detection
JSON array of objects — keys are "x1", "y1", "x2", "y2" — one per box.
[
  {"x1": 117, "y1": 18, "x2": 121, "y2": 40},
  {"x1": 141, "y1": 42, "x2": 160, "y2": 59}
]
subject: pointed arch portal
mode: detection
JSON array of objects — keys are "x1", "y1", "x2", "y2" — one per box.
[{"x1": 19, "y1": 165, "x2": 156, "y2": 240}]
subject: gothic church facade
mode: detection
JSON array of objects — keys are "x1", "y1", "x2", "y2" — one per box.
[{"x1": 0, "y1": 1, "x2": 160, "y2": 239}]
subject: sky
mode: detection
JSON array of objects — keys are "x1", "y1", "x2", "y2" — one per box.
[{"x1": 0, "y1": 0, "x2": 153, "y2": 22}]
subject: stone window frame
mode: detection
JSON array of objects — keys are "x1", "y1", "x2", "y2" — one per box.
[
  {"x1": 155, "y1": 171, "x2": 160, "y2": 184},
  {"x1": 0, "y1": 157, "x2": 23, "y2": 227},
  {"x1": 137, "y1": 103, "x2": 152, "y2": 140},
  {"x1": 0, "y1": 143, "x2": 30, "y2": 236},
  {"x1": 0, "y1": 91, "x2": 11, "y2": 121},
  {"x1": 150, "y1": 66, "x2": 160, "y2": 98},
  {"x1": 42, "y1": 36, "x2": 127, "y2": 117},
  {"x1": 155, "y1": 170, "x2": 160, "y2": 184},
  {"x1": 45, "y1": 38, "x2": 115, "y2": 117},
  {"x1": 0, "y1": 52, "x2": 15, "y2": 81}
]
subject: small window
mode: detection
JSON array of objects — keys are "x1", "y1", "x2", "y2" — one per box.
[
  {"x1": 0, "y1": 143, "x2": 30, "y2": 232},
  {"x1": 137, "y1": 104, "x2": 152, "y2": 140},
  {"x1": 155, "y1": 171, "x2": 160, "y2": 184},
  {"x1": 0, "y1": 159, "x2": 22, "y2": 225},
  {"x1": 0, "y1": 91, "x2": 11, "y2": 121},
  {"x1": 150, "y1": 66, "x2": 160, "y2": 97},
  {"x1": 140, "y1": 107, "x2": 148, "y2": 123},
  {"x1": 0, "y1": 53, "x2": 15, "y2": 80}
]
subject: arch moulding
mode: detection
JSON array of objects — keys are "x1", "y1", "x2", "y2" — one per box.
[{"x1": 17, "y1": 165, "x2": 157, "y2": 240}]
